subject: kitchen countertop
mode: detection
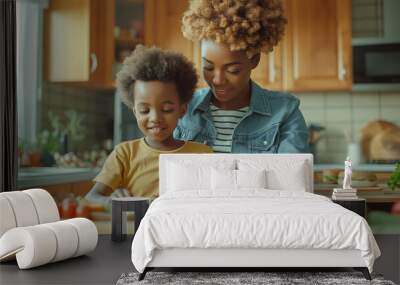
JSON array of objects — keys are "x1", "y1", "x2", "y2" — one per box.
[
  {"x1": 314, "y1": 164, "x2": 396, "y2": 172},
  {"x1": 17, "y1": 164, "x2": 396, "y2": 189},
  {"x1": 17, "y1": 167, "x2": 100, "y2": 189}
]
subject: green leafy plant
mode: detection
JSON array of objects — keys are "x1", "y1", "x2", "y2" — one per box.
[
  {"x1": 37, "y1": 129, "x2": 60, "y2": 154},
  {"x1": 36, "y1": 110, "x2": 87, "y2": 154},
  {"x1": 388, "y1": 163, "x2": 400, "y2": 191},
  {"x1": 64, "y1": 110, "x2": 86, "y2": 144}
]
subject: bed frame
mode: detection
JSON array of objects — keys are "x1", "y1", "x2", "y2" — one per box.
[
  {"x1": 140, "y1": 248, "x2": 371, "y2": 280},
  {"x1": 138, "y1": 154, "x2": 371, "y2": 281}
]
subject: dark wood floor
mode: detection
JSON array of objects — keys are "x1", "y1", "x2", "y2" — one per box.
[
  {"x1": 374, "y1": 234, "x2": 400, "y2": 284},
  {"x1": 1, "y1": 235, "x2": 398, "y2": 285},
  {"x1": 0, "y1": 235, "x2": 134, "y2": 285}
]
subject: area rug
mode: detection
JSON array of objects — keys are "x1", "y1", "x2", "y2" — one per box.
[{"x1": 116, "y1": 271, "x2": 396, "y2": 285}]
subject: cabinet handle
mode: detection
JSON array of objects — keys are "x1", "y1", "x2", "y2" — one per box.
[
  {"x1": 90, "y1": 53, "x2": 98, "y2": 73},
  {"x1": 339, "y1": 66, "x2": 346, "y2": 80}
]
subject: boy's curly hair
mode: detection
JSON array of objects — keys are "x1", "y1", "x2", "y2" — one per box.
[
  {"x1": 182, "y1": 0, "x2": 286, "y2": 58},
  {"x1": 116, "y1": 45, "x2": 198, "y2": 109}
]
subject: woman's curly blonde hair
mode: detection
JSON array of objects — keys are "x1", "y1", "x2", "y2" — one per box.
[{"x1": 182, "y1": 0, "x2": 286, "y2": 58}]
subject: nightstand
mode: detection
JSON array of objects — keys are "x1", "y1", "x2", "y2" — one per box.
[{"x1": 332, "y1": 198, "x2": 366, "y2": 218}]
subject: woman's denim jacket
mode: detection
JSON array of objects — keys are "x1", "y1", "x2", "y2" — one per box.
[{"x1": 174, "y1": 81, "x2": 309, "y2": 153}]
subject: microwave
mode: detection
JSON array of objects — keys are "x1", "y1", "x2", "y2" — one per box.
[
  {"x1": 351, "y1": 0, "x2": 400, "y2": 91},
  {"x1": 352, "y1": 43, "x2": 400, "y2": 91}
]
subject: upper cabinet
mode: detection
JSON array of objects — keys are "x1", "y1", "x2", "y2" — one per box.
[
  {"x1": 253, "y1": 0, "x2": 352, "y2": 92},
  {"x1": 284, "y1": 0, "x2": 352, "y2": 91},
  {"x1": 43, "y1": 0, "x2": 352, "y2": 92},
  {"x1": 252, "y1": 42, "x2": 285, "y2": 91},
  {"x1": 43, "y1": 0, "x2": 146, "y2": 89},
  {"x1": 146, "y1": 0, "x2": 204, "y2": 85},
  {"x1": 43, "y1": 0, "x2": 115, "y2": 88}
]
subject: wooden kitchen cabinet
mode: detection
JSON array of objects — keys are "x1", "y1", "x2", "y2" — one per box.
[
  {"x1": 145, "y1": 0, "x2": 204, "y2": 85},
  {"x1": 254, "y1": 0, "x2": 352, "y2": 92},
  {"x1": 147, "y1": 0, "x2": 284, "y2": 89},
  {"x1": 44, "y1": 0, "x2": 190, "y2": 89},
  {"x1": 284, "y1": 0, "x2": 352, "y2": 91},
  {"x1": 252, "y1": 44, "x2": 285, "y2": 90},
  {"x1": 153, "y1": 0, "x2": 352, "y2": 92},
  {"x1": 43, "y1": 0, "x2": 115, "y2": 88},
  {"x1": 145, "y1": 0, "x2": 192, "y2": 59},
  {"x1": 43, "y1": 0, "x2": 352, "y2": 91}
]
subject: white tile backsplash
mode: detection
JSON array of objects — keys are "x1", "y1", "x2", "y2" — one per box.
[
  {"x1": 380, "y1": 107, "x2": 400, "y2": 124},
  {"x1": 300, "y1": 108, "x2": 325, "y2": 124},
  {"x1": 326, "y1": 137, "x2": 347, "y2": 152},
  {"x1": 295, "y1": 93, "x2": 325, "y2": 107},
  {"x1": 326, "y1": 107, "x2": 352, "y2": 123},
  {"x1": 325, "y1": 93, "x2": 352, "y2": 107},
  {"x1": 380, "y1": 94, "x2": 400, "y2": 106},
  {"x1": 324, "y1": 123, "x2": 348, "y2": 140},
  {"x1": 298, "y1": 91, "x2": 400, "y2": 163},
  {"x1": 352, "y1": 107, "x2": 380, "y2": 123},
  {"x1": 352, "y1": 122, "x2": 366, "y2": 142},
  {"x1": 351, "y1": 93, "x2": 380, "y2": 106}
]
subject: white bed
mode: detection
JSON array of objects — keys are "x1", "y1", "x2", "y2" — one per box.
[{"x1": 131, "y1": 154, "x2": 380, "y2": 280}]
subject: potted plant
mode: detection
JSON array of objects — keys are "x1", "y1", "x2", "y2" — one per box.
[
  {"x1": 37, "y1": 129, "x2": 60, "y2": 166},
  {"x1": 27, "y1": 151, "x2": 42, "y2": 167}
]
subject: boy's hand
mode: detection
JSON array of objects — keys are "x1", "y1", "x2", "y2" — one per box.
[
  {"x1": 110, "y1": 188, "x2": 131, "y2": 198},
  {"x1": 102, "y1": 189, "x2": 131, "y2": 213}
]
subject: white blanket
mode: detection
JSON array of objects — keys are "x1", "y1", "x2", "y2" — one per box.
[{"x1": 131, "y1": 190, "x2": 380, "y2": 273}]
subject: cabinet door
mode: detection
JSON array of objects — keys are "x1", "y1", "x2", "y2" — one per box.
[
  {"x1": 252, "y1": 44, "x2": 284, "y2": 90},
  {"x1": 285, "y1": 0, "x2": 352, "y2": 91},
  {"x1": 43, "y1": 0, "x2": 114, "y2": 88},
  {"x1": 145, "y1": 0, "x2": 203, "y2": 86},
  {"x1": 89, "y1": 0, "x2": 115, "y2": 88}
]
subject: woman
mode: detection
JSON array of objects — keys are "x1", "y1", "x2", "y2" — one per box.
[{"x1": 174, "y1": 0, "x2": 309, "y2": 153}]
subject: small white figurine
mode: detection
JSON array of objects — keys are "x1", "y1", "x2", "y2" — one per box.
[{"x1": 343, "y1": 156, "x2": 352, "y2": 189}]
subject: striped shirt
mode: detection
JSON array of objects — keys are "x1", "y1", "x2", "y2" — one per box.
[{"x1": 210, "y1": 104, "x2": 249, "y2": 153}]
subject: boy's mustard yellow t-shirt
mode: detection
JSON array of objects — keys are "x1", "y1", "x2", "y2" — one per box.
[{"x1": 93, "y1": 138, "x2": 212, "y2": 198}]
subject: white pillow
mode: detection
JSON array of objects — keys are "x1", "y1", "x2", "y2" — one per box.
[
  {"x1": 166, "y1": 160, "x2": 235, "y2": 192},
  {"x1": 167, "y1": 163, "x2": 210, "y2": 191},
  {"x1": 211, "y1": 168, "x2": 267, "y2": 190},
  {"x1": 237, "y1": 169, "x2": 267, "y2": 188},
  {"x1": 237, "y1": 159, "x2": 308, "y2": 191},
  {"x1": 211, "y1": 168, "x2": 236, "y2": 190}
]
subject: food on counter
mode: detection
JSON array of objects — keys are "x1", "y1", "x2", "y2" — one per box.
[
  {"x1": 370, "y1": 128, "x2": 400, "y2": 161},
  {"x1": 361, "y1": 120, "x2": 400, "y2": 162},
  {"x1": 87, "y1": 203, "x2": 105, "y2": 212},
  {"x1": 75, "y1": 196, "x2": 91, "y2": 218},
  {"x1": 90, "y1": 211, "x2": 111, "y2": 221},
  {"x1": 322, "y1": 169, "x2": 341, "y2": 184},
  {"x1": 59, "y1": 197, "x2": 77, "y2": 219},
  {"x1": 90, "y1": 210, "x2": 134, "y2": 221},
  {"x1": 338, "y1": 171, "x2": 378, "y2": 187},
  {"x1": 54, "y1": 150, "x2": 108, "y2": 168},
  {"x1": 57, "y1": 195, "x2": 102, "y2": 219}
]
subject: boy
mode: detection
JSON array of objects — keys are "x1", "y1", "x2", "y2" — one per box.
[{"x1": 85, "y1": 46, "x2": 212, "y2": 208}]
